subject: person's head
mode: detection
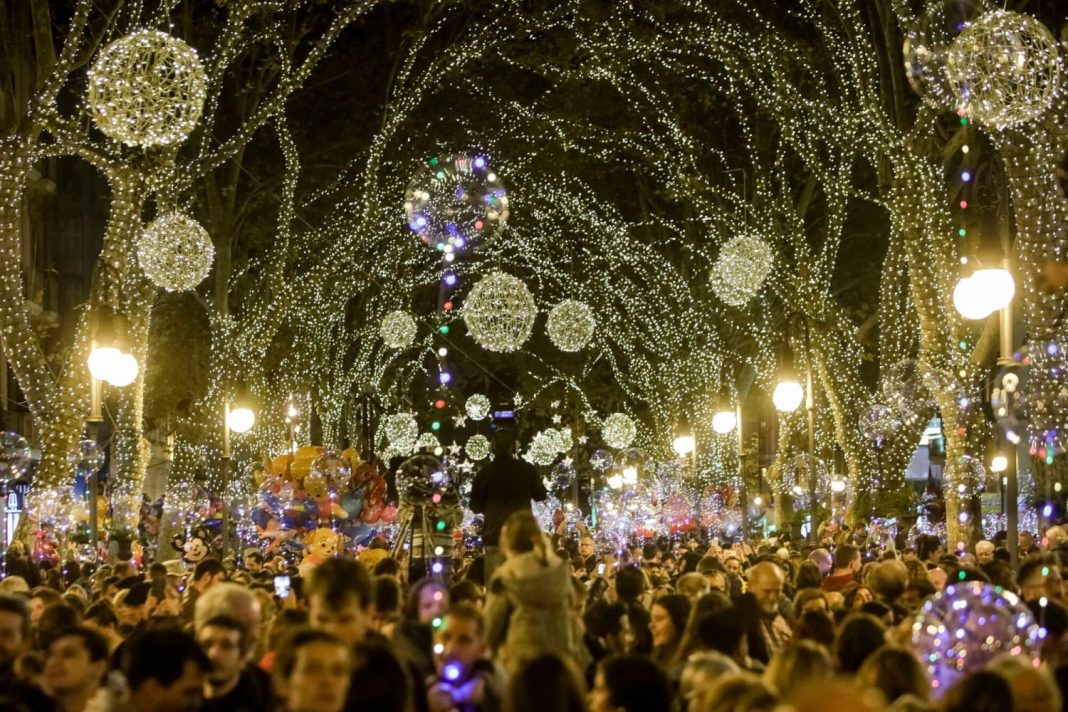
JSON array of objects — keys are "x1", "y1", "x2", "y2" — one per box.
[
  {"x1": 615, "y1": 565, "x2": 646, "y2": 601},
  {"x1": 975, "y1": 540, "x2": 995, "y2": 565},
  {"x1": 192, "y1": 558, "x2": 226, "y2": 591},
  {"x1": 119, "y1": 582, "x2": 151, "y2": 626},
  {"x1": 844, "y1": 583, "x2": 874, "y2": 609},
  {"x1": 273, "y1": 628, "x2": 351, "y2": 712},
  {"x1": 306, "y1": 558, "x2": 374, "y2": 647},
  {"x1": 44, "y1": 626, "x2": 109, "y2": 700},
  {"x1": 833, "y1": 544, "x2": 861, "y2": 573},
  {"x1": 148, "y1": 562, "x2": 168, "y2": 581},
  {"x1": 679, "y1": 652, "x2": 739, "y2": 709},
  {"x1": 748, "y1": 561, "x2": 785, "y2": 615},
  {"x1": 196, "y1": 614, "x2": 247, "y2": 689},
  {"x1": 585, "y1": 602, "x2": 633, "y2": 655},
  {"x1": 697, "y1": 608, "x2": 748, "y2": 664},
  {"x1": 723, "y1": 555, "x2": 742, "y2": 576},
  {"x1": 589, "y1": 654, "x2": 672, "y2": 712},
  {"x1": 856, "y1": 646, "x2": 929, "y2": 704},
  {"x1": 694, "y1": 672, "x2": 777, "y2": 712},
  {"x1": 795, "y1": 609, "x2": 835, "y2": 648},
  {"x1": 370, "y1": 576, "x2": 401, "y2": 633},
  {"x1": 676, "y1": 572, "x2": 711, "y2": 604},
  {"x1": 834, "y1": 613, "x2": 886, "y2": 673},
  {"x1": 939, "y1": 670, "x2": 1014, "y2": 712},
  {"x1": 448, "y1": 580, "x2": 484, "y2": 609},
  {"x1": 434, "y1": 603, "x2": 486, "y2": 681},
  {"x1": 809, "y1": 548, "x2": 832, "y2": 576},
  {"x1": 83, "y1": 600, "x2": 120, "y2": 637},
  {"x1": 29, "y1": 586, "x2": 63, "y2": 625},
  {"x1": 989, "y1": 654, "x2": 1062, "y2": 712},
  {"x1": 649, "y1": 593, "x2": 690, "y2": 650},
  {"x1": 1020, "y1": 558, "x2": 1065, "y2": 603},
  {"x1": 501, "y1": 510, "x2": 549, "y2": 561},
  {"x1": 795, "y1": 561, "x2": 823, "y2": 591},
  {"x1": 865, "y1": 559, "x2": 908, "y2": 603},
  {"x1": 0, "y1": 595, "x2": 30, "y2": 665},
  {"x1": 1021, "y1": 531, "x2": 1036, "y2": 550},
  {"x1": 793, "y1": 588, "x2": 828, "y2": 614},
  {"x1": 194, "y1": 582, "x2": 262, "y2": 656},
  {"x1": 123, "y1": 628, "x2": 211, "y2": 712},
  {"x1": 491, "y1": 428, "x2": 516, "y2": 457},
  {"x1": 243, "y1": 550, "x2": 264, "y2": 574},
  {"x1": 405, "y1": 577, "x2": 449, "y2": 624},
  {"x1": 507, "y1": 653, "x2": 586, "y2": 712},
  {"x1": 762, "y1": 640, "x2": 833, "y2": 698},
  {"x1": 580, "y1": 535, "x2": 596, "y2": 558}
]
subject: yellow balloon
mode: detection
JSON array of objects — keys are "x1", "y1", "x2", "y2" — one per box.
[{"x1": 304, "y1": 472, "x2": 328, "y2": 497}]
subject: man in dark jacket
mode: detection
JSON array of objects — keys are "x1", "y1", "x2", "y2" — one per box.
[{"x1": 469, "y1": 429, "x2": 547, "y2": 584}]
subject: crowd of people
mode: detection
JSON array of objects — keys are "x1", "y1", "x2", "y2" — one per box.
[{"x1": 0, "y1": 507, "x2": 1067, "y2": 712}]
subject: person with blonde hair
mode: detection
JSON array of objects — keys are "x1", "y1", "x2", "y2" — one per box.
[
  {"x1": 762, "y1": 640, "x2": 833, "y2": 699},
  {"x1": 694, "y1": 672, "x2": 777, "y2": 712},
  {"x1": 484, "y1": 510, "x2": 579, "y2": 674},
  {"x1": 856, "y1": 645, "x2": 929, "y2": 706}
]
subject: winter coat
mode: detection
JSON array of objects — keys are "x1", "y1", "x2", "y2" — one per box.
[{"x1": 484, "y1": 551, "x2": 579, "y2": 674}]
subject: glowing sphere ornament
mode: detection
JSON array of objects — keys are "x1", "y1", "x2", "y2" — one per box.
[
  {"x1": 602, "y1": 413, "x2": 637, "y2": 449},
  {"x1": 590, "y1": 449, "x2": 614, "y2": 472},
  {"x1": 415, "y1": 432, "x2": 439, "y2": 451},
  {"x1": 882, "y1": 359, "x2": 937, "y2": 422},
  {"x1": 381, "y1": 413, "x2": 419, "y2": 453},
  {"x1": 710, "y1": 234, "x2": 774, "y2": 307},
  {"x1": 778, "y1": 454, "x2": 830, "y2": 510},
  {"x1": 946, "y1": 10, "x2": 1060, "y2": 128},
  {"x1": 380, "y1": 310, "x2": 417, "y2": 349},
  {"x1": 546, "y1": 300, "x2": 595, "y2": 352},
  {"x1": 0, "y1": 433, "x2": 31, "y2": 482},
  {"x1": 138, "y1": 212, "x2": 214, "y2": 292},
  {"x1": 462, "y1": 272, "x2": 536, "y2": 352},
  {"x1": 465, "y1": 394, "x2": 491, "y2": 421},
  {"x1": 466, "y1": 434, "x2": 490, "y2": 461},
  {"x1": 902, "y1": 0, "x2": 989, "y2": 110},
  {"x1": 71, "y1": 439, "x2": 105, "y2": 473},
  {"x1": 403, "y1": 155, "x2": 509, "y2": 250},
  {"x1": 860, "y1": 404, "x2": 901, "y2": 448},
  {"x1": 87, "y1": 30, "x2": 207, "y2": 147},
  {"x1": 527, "y1": 431, "x2": 563, "y2": 466},
  {"x1": 910, "y1": 582, "x2": 1041, "y2": 695}
]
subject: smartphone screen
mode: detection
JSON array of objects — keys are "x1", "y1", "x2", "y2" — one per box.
[
  {"x1": 274, "y1": 575, "x2": 291, "y2": 598},
  {"x1": 597, "y1": 563, "x2": 606, "y2": 575}
]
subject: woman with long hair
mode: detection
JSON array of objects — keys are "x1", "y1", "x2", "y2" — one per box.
[{"x1": 648, "y1": 593, "x2": 690, "y2": 673}]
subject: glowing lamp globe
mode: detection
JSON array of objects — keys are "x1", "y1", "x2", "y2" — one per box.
[
  {"x1": 712, "y1": 410, "x2": 737, "y2": 434},
  {"x1": 622, "y1": 466, "x2": 638, "y2": 485},
  {"x1": 227, "y1": 406, "x2": 256, "y2": 434},
  {"x1": 990, "y1": 455, "x2": 1008, "y2": 473},
  {"x1": 673, "y1": 435, "x2": 696, "y2": 457},
  {"x1": 773, "y1": 380, "x2": 804, "y2": 412},
  {"x1": 107, "y1": 353, "x2": 139, "y2": 387},
  {"x1": 972, "y1": 268, "x2": 1015, "y2": 313},
  {"x1": 953, "y1": 276, "x2": 989, "y2": 320},
  {"x1": 87, "y1": 346, "x2": 122, "y2": 382},
  {"x1": 831, "y1": 479, "x2": 847, "y2": 493}
]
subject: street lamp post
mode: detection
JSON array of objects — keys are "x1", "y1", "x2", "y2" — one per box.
[
  {"x1": 953, "y1": 259, "x2": 1017, "y2": 563},
  {"x1": 222, "y1": 393, "x2": 255, "y2": 561}
]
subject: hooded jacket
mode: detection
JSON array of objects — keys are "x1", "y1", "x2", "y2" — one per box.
[{"x1": 483, "y1": 550, "x2": 578, "y2": 674}]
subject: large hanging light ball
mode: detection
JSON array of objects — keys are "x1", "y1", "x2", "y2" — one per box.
[
  {"x1": 946, "y1": 10, "x2": 1060, "y2": 128},
  {"x1": 546, "y1": 300, "x2": 596, "y2": 352},
  {"x1": 87, "y1": 30, "x2": 208, "y2": 147},
  {"x1": 466, "y1": 434, "x2": 491, "y2": 461},
  {"x1": 465, "y1": 394, "x2": 491, "y2": 421},
  {"x1": 380, "y1": 310, "x2": 417, "y2": 349},
  {"x1": 381, "y1": 413, "x2": 419, "y2": 453},
  {"x1": 138, "y1": 212, "x2": 214, "y2": 291},
  {"x1": 603, "y1": 413, "x2": 637, "y2": 449},
  {"x1": 710, "y1": 234, "x2": 774, "y2": 307},
  {"x1": 463, "y1": 272, "x2": 536, "y2": 352},
  {"x1": 902, "y1": 0, "x2": 989, "y2": 110},
  {"x1": 403, "y1": 154, "x2": 509, "y2": 252}
]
